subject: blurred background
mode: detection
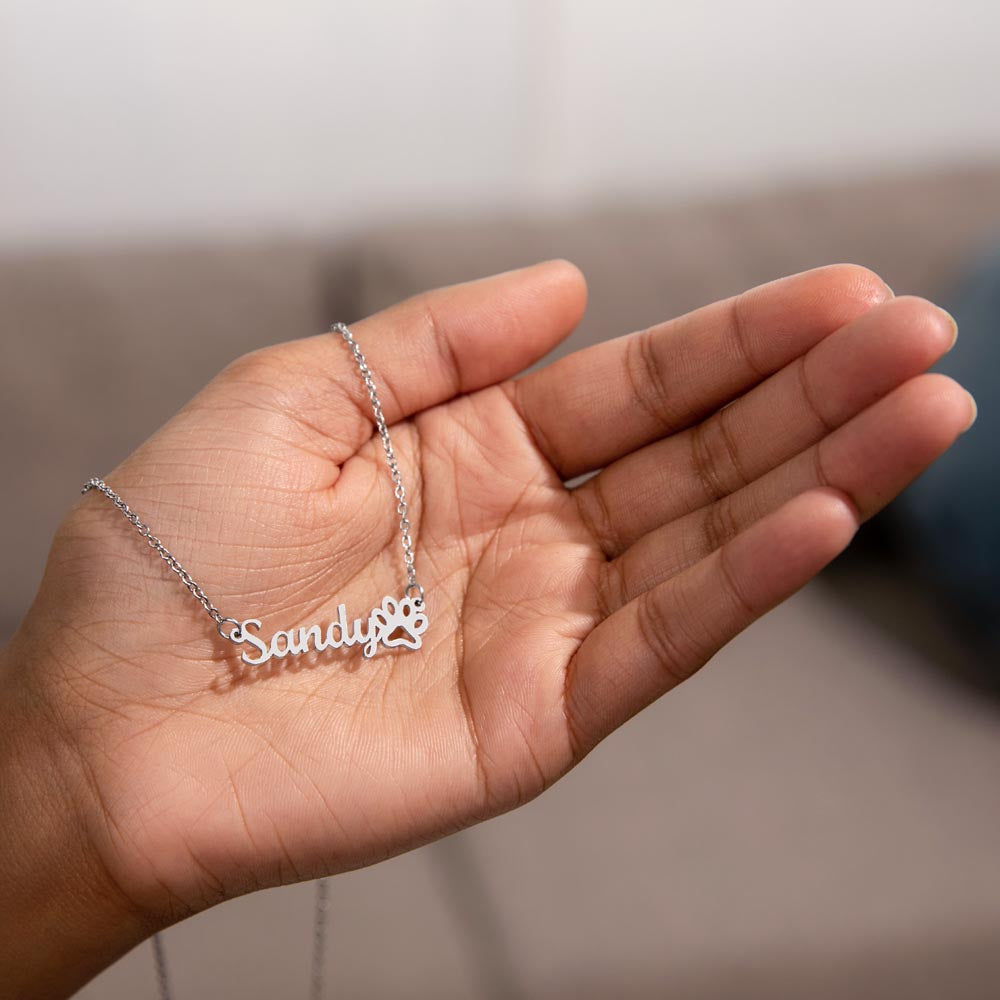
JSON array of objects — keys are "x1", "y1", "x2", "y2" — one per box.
[{"x1": 3, "y1": 1, "x2": 1000, "y2": 997}]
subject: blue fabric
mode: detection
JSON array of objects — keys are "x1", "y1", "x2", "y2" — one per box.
[{"x1": 898, "y1": 243, "x2": 1000, "y2": 645}]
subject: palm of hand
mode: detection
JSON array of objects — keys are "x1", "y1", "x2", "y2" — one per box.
[{"x1": 29, "y1": 260, "x2": 969, "y2": 920}]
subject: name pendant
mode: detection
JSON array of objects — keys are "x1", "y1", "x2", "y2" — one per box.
[{"x1": 230, "y1": 594, "x2": 429, "y2": 666}]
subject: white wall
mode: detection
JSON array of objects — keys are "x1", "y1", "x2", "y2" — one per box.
[{"x1": 1, "y1": 0, "x2": 998, "y2": 247}]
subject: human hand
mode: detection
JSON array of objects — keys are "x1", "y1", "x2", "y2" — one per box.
[{"x1": 0, "y1": 261, "x2": 974, "y2": 996}]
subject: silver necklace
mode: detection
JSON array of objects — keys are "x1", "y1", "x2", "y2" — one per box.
[
  {"x1": 147, "y1": 879, "x2": 328, "y2": 1000},
  {"x1": 81, "y1": 322, "x2": 428, "y2": 998}
]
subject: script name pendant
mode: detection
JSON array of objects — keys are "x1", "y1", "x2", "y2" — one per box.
[{"x1": 233, "y1": 594, "x2": 428, "y2": 665}]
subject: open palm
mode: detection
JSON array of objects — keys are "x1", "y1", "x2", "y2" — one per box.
[{"x1": 29, "y1": 260, "x2": 970, "y2": 923}]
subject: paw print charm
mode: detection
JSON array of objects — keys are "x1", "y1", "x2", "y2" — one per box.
[{"x1": 371, "y1": 595, "x2": 429, "y2": 654}]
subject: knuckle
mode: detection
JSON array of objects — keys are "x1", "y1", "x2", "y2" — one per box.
[
  {"x1": 730, "y1": 291, "x2": 767, "y2": 378},
  {"x1": 409, "y1": 292, "x2": 462, "y2": 394},
  {"x1": 576, "y1": 475, "x2": 622, "y2": 557},
  {"x1": 597, "y1": 556, "x2": 631, "y2": 619},
  {"x1": 796, "y1": 355, "x2": 835, "y2": 433},
  {"x1": 700, "y1": 496, "x2": 739, "y2": 556},
  {"x1": 635, "y1": 589, "x2": 698, "y2": 687},
  {"x1": 689, "y1": 409, "x2": 750, "y2": 503},
  {"x1": 625, "y1": 329, "x2": 677, "y2": 432},
  {"x1": 718, "y1": 544, "x2": 759, "y2": 619}
]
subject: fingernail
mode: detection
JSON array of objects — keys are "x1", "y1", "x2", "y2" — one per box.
[
  {"x1": 941, "y1": 308, "x2": 959, "y2": 351},
  {"x1": 963, "y1": 390, "x2": 978, "y2": 431}
]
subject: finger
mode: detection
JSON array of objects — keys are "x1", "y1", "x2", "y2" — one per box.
[
  {"x1": 575, "y1": 296, "x2": 957, "y2": 557},
  {"x1": 220, "y1": 259, "x2": 587, "y2": 460},
  {"x1": 511, "y1": 263, "x2": 891, "y2": 478},
  {"x1": 602, "y1": 374, "x2": 975, "y2": 612},
  {"x1": 567, "y1": 489, "x2": 858, "y2": 755}
]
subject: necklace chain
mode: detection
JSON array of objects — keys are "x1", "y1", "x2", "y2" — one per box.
[
  {"x1": 82, "y1": 321, "x2": 423, "y2": 643},
  {"x1": 310, "y1": 876, "x2": 331, "y2": 1000},
  {"x1": 81, "y1": 323, "x2": 422, "y2": 997},
  {"x1": 80, "y1": 477, "x2": 231, "y2": 629},
  {"x1": 149, "y1": 878, "x2": 329, "y2": 1000},
  {"x1": 332, "y1": 321, "x2": 423, "y2": 603}
]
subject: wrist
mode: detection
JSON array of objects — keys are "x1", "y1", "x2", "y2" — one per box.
[{"x1": 0, "y1": 637, "x2": 154, "y2": 999}]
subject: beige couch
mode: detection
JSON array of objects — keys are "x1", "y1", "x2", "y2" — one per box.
[{"x1": 4, "y1": 166, "x2": 1000, "y2": 998}]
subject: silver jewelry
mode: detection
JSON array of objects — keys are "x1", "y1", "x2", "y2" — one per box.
[
  {"x1": 82, "y1": 321, "x2": 428, "y2": 664},
  {"x1": 81, "y1": 322, "x2": 429, "y2": 998},
  {"x1": 148, "y1": 878, "x2": 330, "y2": 1000}
]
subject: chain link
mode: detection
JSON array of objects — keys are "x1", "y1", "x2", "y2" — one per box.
[
  {"x1": 80, "y1": 477, "x2": 241, "y2": 637},
  {"x1": 332, "y1": 321, "x2": 423, "y2": 605},
  {"x1": 310, "y1": 878, "x2": 330, "y2": 1000},
  {"x1": 151, "y1": 931, "x2": 171, "y2": 1000},
  {"x1": 148, "y1": 882, "x2": 327, "y2": 1000}
]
